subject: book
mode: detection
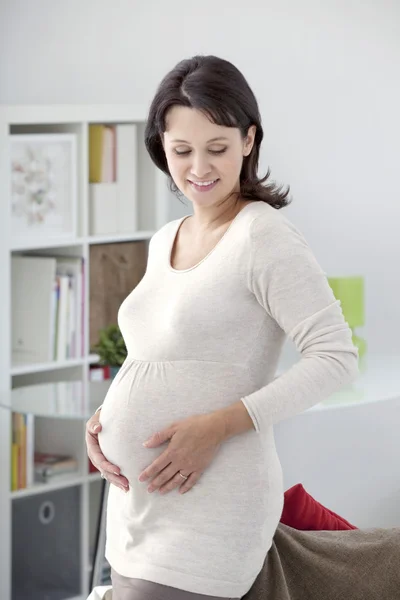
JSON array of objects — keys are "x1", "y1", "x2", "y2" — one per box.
[
  {"x1": 89, "y1": 124, "x2": 116, "y2": 183},
  {"x1": 10, "y1": 411, "x2": 34, "y2": 490},
  {"x1": 81, "y1": 257, "x2": 86, "y2": 356},
  {"x1": 50, "y1": 278, "x2": 59, "y2": 361},
  {"x1": 25, "y1": 413, "x2": 35, "y2": 487},
  {"x1": 56, "y1": 274, "x2": 70, "y2": 361},
  {"x1": 20, "y1": 415, "x2": 27, "y2": 489},
  {"x1": 11, "y1": 443, "x2": 18, "y2": 492},
  {"x1": 89, "y1": 125, "x2": 105, "y2": 183},
  {"x1": 34, "y1": 452, "x2": 78, "y2": 482},
  {"x1": 14, "y1": 412, "x2": 25, "y2": 489},
  {"x1": 101, "y1": 126, "x2": 116, "y2": 183},
  {"x1": 115, "y1": 124, "x2": 138, "y2": 233},
  {"x1": 11, "y1": 413, "x2": 19, "y2": 491}
]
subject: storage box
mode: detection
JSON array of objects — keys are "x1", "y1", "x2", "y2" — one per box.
[
  {"x1": 89, "y1": 183, "x2": 118, "y2": 235},
  {"x1": 12, "y1": 486, "x2": 81, "y2": 600}
]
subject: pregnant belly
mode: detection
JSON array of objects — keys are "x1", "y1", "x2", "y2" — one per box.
[
  {"x1": 98, "y1": 358, "x2": 284, "y2": 553},
  {"x1": 98, "y1": 358, "x2": 268, "y2": 484}
]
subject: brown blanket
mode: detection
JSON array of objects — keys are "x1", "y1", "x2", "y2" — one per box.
[{"x1": 243, "y1": 523, "x2": 400, "y2": 600}]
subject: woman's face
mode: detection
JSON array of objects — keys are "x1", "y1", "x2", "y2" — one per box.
[{"x1": 163, "y1": 106, "x2": 255, "y2": 208}]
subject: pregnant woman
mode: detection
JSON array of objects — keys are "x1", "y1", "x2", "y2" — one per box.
[{"x1": 85, "y1": 55, "x2": 359, "y2": 600}]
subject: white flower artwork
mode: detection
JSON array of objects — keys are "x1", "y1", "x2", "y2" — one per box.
[{"x1": 10, "y1": 134, "x2": 77, "y2": 244}]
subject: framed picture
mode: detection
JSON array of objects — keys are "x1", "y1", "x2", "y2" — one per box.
[{"x1": 10, "y1": 133, "x2": 78, "y2": 244}]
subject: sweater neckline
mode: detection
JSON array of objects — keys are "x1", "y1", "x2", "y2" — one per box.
[{"x1": 167, "y1": 201, "x2": 258, "y2": 274}]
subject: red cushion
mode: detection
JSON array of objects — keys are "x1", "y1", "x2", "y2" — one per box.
[{"x1": 280, "y1": 483, "x2": 358, "y2": 531}]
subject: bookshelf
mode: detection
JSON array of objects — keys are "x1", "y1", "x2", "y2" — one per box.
[{"x1": 0, "y1": 105, "x2": 186, "y2": 600}]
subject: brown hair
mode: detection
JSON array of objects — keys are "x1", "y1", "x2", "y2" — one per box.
[{"x1": 144, "y1": 55, "x2": 291, "y2": 209}]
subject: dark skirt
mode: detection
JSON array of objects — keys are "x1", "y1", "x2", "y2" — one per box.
[{"x1": 111, "y1": 568, "x2": 241, "y2": 600}]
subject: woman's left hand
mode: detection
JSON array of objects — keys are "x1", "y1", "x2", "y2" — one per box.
[{"x1": 138, "y1": 413, "x2": 226, "y2": 495}]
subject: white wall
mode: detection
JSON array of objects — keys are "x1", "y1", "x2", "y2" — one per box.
[
  {"x1": 275, "y1": 395, "x2": 400, "y2": 528},
  {"x1": 1, "y1": 0, "x2": 399, "y2": 354}
]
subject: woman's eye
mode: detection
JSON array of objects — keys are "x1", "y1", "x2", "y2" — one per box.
[
  {"x1": 209, "y1": 148, "x2": 227, "y2": 155},
  {"x1": 174, "y1": 149, "x2": 191, "y2": 156}
]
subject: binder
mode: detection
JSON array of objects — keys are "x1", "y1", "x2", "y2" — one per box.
[
  {"x1": 11, "y1": 256, "x2": 57, "y2": 364},
  {"x1": 115, "y1": 124, "x2": 138, "y2": 233}
]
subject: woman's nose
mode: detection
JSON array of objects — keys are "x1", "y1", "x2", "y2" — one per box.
[{"x1": 190, "y1": 154, "x2": 212, "y2": 179}]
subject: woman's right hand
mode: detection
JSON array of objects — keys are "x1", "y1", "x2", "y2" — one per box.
[{"x1": 86, "y1": 409, "x2": 130, "y2": 492}]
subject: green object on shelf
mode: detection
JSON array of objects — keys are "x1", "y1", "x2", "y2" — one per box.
[
  {"x1": 91, "y1": 324, "x2": 127, "y2": 368},
  {"x1": 328, "y1": 276, "x2": 367, "y2": 359}
]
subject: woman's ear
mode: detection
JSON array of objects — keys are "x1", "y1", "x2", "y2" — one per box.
[{"x1": 243, "y1": 125, "x2": 256, "y2": 156}]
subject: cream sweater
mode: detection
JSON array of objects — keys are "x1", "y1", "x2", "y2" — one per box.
[{"x1": 97, "y1": 201, "x2": 359, "y2": 598}]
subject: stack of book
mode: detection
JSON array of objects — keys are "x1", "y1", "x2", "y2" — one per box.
[
  {"x1": 34, "y1": 452, "x2": 79, "y2": 484},
  {"x1": 89, "y1": 123, "x2": 138, "y2": 235},
  {"x1": 11, "y1": 255, "x2": 85, "y2": 365}
]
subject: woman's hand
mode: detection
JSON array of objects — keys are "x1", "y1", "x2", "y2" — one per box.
[
  {"x1": 85, "y1": 410, "x2": 130, "y2": 492},
  {"x1": 138, "y1": 413, "x2": 226, "y2": 495}
]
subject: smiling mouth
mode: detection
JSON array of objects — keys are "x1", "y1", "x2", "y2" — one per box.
[{"x1": 188, "y1": 179, "x2": 219, "y2": 191}]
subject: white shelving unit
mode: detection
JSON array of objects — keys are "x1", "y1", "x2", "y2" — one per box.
[{"x1": 0, "y1": 105, "x2": 185, "y2": 600}]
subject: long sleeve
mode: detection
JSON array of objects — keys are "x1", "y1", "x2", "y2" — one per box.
[{"x1": 240, "y1": 213, "x2": 359, "y2": 434}]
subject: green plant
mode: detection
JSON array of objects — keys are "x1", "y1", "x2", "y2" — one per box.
[{"x1": 92, "y1": 324, "x2": 127, "y2": 367}]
